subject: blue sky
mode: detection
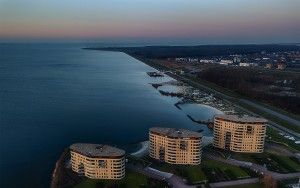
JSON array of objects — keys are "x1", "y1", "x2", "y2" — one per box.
[{"x1": 0, "y1": 0, "x2": 299, "y2": 43}]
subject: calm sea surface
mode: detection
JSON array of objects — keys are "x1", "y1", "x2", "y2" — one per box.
[{"x1": 0, "y1": 44, "x2": 215, "y2": 188}]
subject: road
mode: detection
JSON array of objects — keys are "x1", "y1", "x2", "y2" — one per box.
[
  {"x1": 134, "y1": 57, "x2": 300, "y2": 139},
  {"x1": 166, "y1": 72, "x2": 300, "y2": 139},
  {"x1": 127, "y1": 163, "x2": 196, "y2": 188},
  {"x1": 209, "y1": 178, "x2": 259, "y2": 188},
  {"x1": 127, "y1": 163, "x2": 166, "y2": 181},
  {"x1": 205, "y1": 153, "x2": 300, "y2": 181},
  {"x1": 128, "y1": 151, "x2": 300, "y2": 188},
  {"x1": 168, "y1": 175, "x2": 196, "y2": 188},
  {"x1": 240, "y1": 99, "x2": 300, "y2": 127},
  {"x1": 265, "y1": 142, "x2": 300, "y2": 159}
]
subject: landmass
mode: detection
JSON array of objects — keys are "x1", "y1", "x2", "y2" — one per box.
[
  {"x1": 49, "y1": 45, "x2": 300, "y2": 188},
  {"x1": 85, "y1": 44, "x2": 300, "y2": 135}
]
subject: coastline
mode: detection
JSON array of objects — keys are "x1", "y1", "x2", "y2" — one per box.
[
  {"x1": 122, "y1": 53, "x2": 234, "y2": 100},
  {"x1": 82, "y1": 48, "x2": 236, "y2": 101},
  {"x1": 121, "y1": 53, "x2": 300, "y2": 139},
  {"x1": 130, "y1": 141, "x2": 149, "y2": 157},
  {"x1": 51, "y1": 148, "x2": 87, "y2": 188}
]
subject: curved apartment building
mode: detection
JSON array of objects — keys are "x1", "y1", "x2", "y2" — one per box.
[
  {"x1": 213, "y1": 114, "x2": 267, "y2": 153},
  {"x1": 149, "y1": 127, "x2": 202, "y2": 165},
  {"x1": 70, "y1": 143, "x2": 125, "y2": 179}
]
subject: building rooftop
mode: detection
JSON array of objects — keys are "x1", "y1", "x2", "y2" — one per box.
[
  {"x1": 150, "y1": 127, "x2": 201, "y2": 139},
  {"x1": 70, "y1": 143, "x2": 125, "y2": 158},
  {"x1": 215, "y1": 114, "x2": 267, "y2": 123}
]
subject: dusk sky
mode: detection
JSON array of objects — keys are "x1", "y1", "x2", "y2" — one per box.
[{"x1": 0, "y1": 0, "x2": 300, "y2": 43}]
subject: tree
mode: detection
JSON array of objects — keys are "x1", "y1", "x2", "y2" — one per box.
[{"x1": 261, "y1": 175, "x2": 277, "y2": 188}]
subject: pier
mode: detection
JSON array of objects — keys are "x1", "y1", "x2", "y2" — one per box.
[
  {"x1": 151, "y1": 83, "x2": 162, "y2": 89},
  {"x1": 158, "y1": 90, "x2": 184, "y2": 97}
]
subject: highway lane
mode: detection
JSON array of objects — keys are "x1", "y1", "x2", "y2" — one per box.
[{"x1": 240, "y1": 99, "x2": 300, "y2": 127}]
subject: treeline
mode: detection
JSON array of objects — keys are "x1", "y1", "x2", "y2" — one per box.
[
  {"x1": 197, "y1": 66, "x2": 300, "y2": 114},
  {"x1": 86, "y1": 44, "x2": 300, "y2": 59}
]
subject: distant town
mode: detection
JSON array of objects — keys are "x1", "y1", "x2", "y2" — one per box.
[{"x1": 173, "y1": 50, "x2": 300, "y2": 70}]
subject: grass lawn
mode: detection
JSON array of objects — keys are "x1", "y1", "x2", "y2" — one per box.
[
  {"x1": 73, "y1": 170, "x2": 148, "y2": 188},
  {"x1": 155, "y1": 163, "x2": 175, "y2": 173},
  {"x1": 202, "y1": 159, "x2": 250, "y2": 180},
  {"x1": 157, "y1": 164, "x2": 208, "y2": 184},
  {"x1": 238, "y1": 102, "x2": 300, "y2": 133},
  {"x1": 252, "y1": 154, "x2": 288, "y2": 173},
  {"x1": 148, "y1": 156, "x2": 251, "y2": 184},
  {"x1": 127, "y1": 155, "x2": 151, "y2": 167},
  {"x1": 270, "y1": 154, "x2": 300, "y2": 172},
  {"x1": 146, "y1": 157, "x2": 208, "y2": 184},
  {"x1": 124, "y1": 171, "x2": 148, "y2": 188},
  {"x1": 231, "y1": 148, "x2": 300, "y2": 173},
  {"x1": 181, "y1": 166, "x2": 207, "y2": 183},
  {"x1": 230, "y1": 153, "x2": 260, "y2": 164},
  {"x1": 266, "y1": 127, "x2": 300, "y2": 152}
]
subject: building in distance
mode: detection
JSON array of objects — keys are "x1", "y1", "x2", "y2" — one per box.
[
  {"x1": 219, "y1": 60, "x2": 233, "y2": 66},
  {"x1": 70, "y1": 143, "x2": 125, "y2": 179},
  {"x1": 277, "y1": 63, "x2": 287, "y2": 70},
  {"x1": 265, "y1": 63, "x2": 273, "y2": 69}
]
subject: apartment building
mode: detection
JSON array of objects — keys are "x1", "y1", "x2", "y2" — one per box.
[
  {"x1": 213, "y1": 114, "x2": 267, "y2": 153},
  {"x1": 149, "y1": 127, "x2": 202, "y2": 165},
  {"x1": 70, "y1": 143, "x2": 125, "y2": 179}
]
